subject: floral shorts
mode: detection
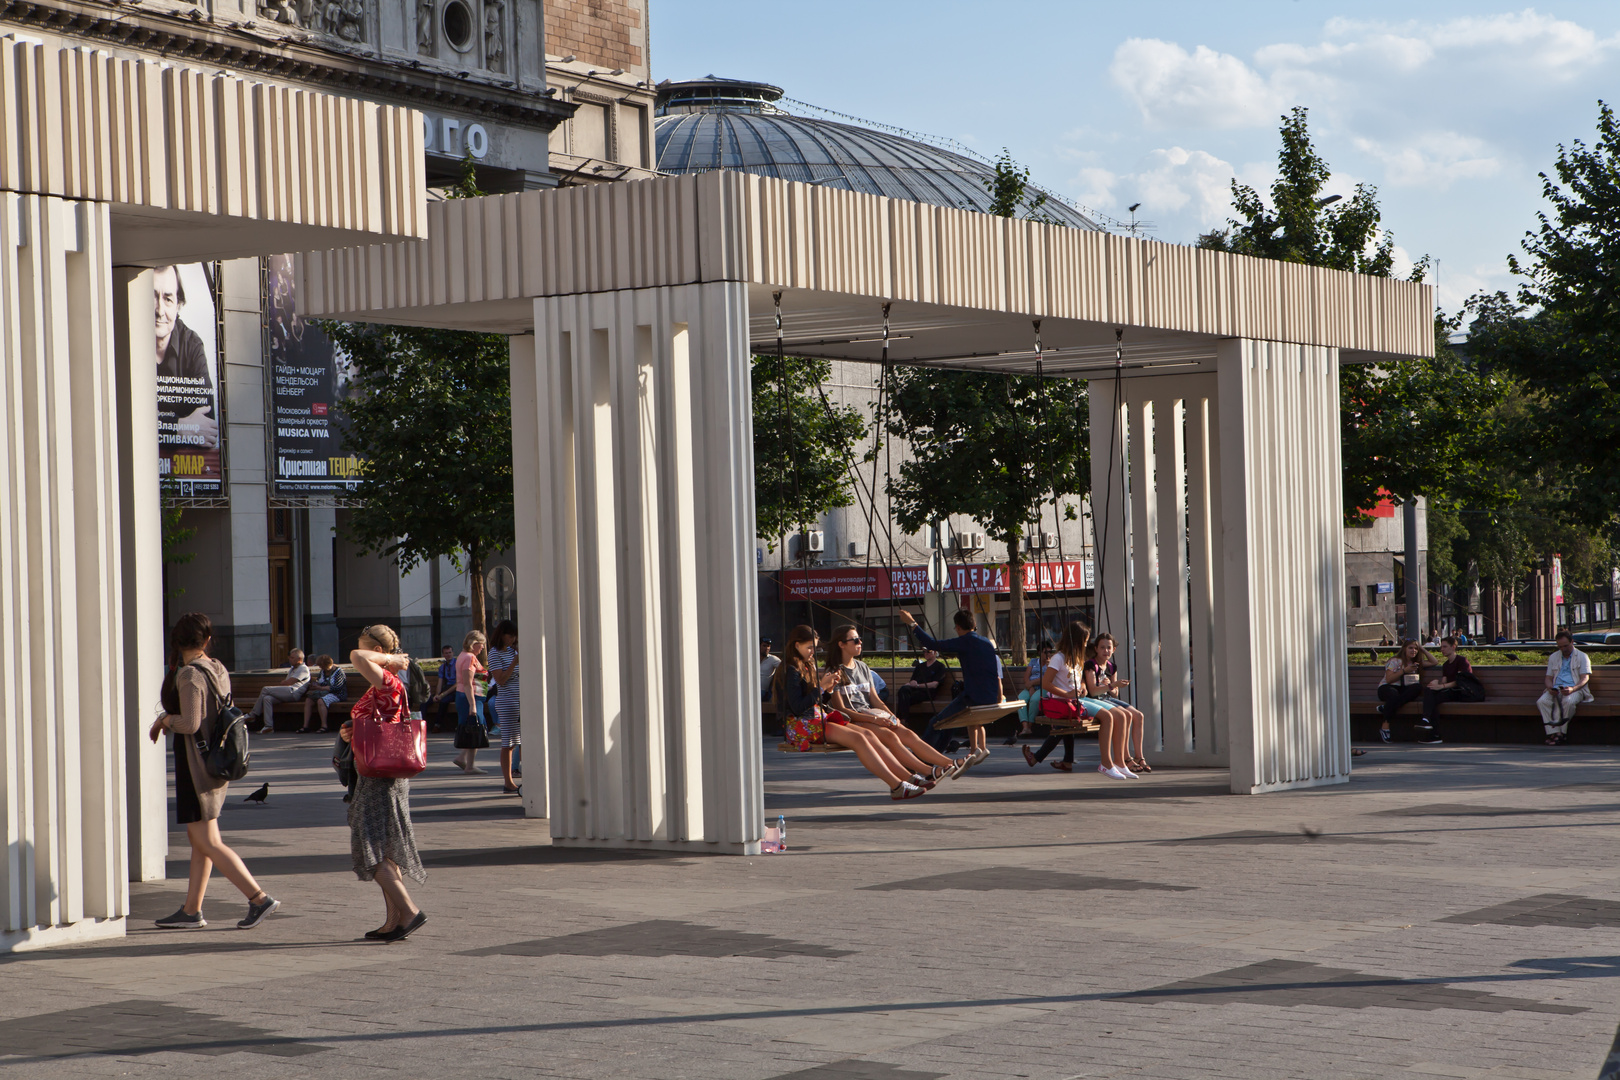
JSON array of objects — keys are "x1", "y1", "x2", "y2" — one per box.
[{"x1": 783, "y1": 707, "x2": 846, "y2": 751}]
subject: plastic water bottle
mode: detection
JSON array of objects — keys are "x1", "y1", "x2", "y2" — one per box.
[{"x1": 777, "y1": 814, "x2": 787, "y2": 852}]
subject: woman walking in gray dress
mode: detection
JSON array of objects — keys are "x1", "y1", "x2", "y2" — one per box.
[
  {"x1": 147, "y1": 612, "x2": 279, "y2": 930},
  {"x1": 341, "y1": 624, "x2": 427, "y2": 942}
]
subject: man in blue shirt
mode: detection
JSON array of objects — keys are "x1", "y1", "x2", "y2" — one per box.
[
  {"x1": 1538, "y1": 628, "x2": 1593, "y2": 745},
  {"x1": 898, "y1": 608, "x2": 1000, "y2": 769}
]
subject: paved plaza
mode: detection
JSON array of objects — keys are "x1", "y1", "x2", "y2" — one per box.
[{"x1": 4, "y1": 737, "x2": 1620, "y2": 1079}]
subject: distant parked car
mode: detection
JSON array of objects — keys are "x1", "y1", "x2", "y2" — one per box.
[{"x1": 1572, "y1": 631, "x2": 1620, "y2": 646}]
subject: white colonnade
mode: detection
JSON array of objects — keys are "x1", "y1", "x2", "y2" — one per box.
[{"x1": 1090, "y1": 339, "x2": 1350, "y2": 791}]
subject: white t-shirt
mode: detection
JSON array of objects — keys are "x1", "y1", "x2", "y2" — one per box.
[{"x1": 1045, "y1": 652, "x2": 1079, "y2": 695}]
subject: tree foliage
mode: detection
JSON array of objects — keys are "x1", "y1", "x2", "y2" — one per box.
[
  {"x1": 884, "y1": 364, "x2": 1088, "y2": 665},
  {"x1": 326, "y1": 324, "x2": 512, "y2": 637},
  {"x1": 1199, "y1": 106, "x2": 1512, "y2": 523},
  {"x1": 753, "y1": 353, "x2": 869, "y2": 550},
  {"x1": 1499, "y1": 100, "x2": 1620, "y2": 530}
]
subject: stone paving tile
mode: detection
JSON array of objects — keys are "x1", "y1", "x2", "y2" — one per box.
[{"x1": 4, "y1": 741, "x2": 1620, "y2": 1078}]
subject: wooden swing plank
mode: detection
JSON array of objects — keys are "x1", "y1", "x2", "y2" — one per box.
[{"x1": 932, "y1": 702, "x2": 1026, "y2": 730}]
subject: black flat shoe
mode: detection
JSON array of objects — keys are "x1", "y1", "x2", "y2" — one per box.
[
  {"x1": 380, "y1": 911, "x2": 426, "y2": 942},
  {"x1": 365, "y1": 926, "x2": 392, "y2": 940}
]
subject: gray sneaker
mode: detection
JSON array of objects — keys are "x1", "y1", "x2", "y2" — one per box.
[
  {"x1": 155, "y1": 908, "x2": 206, "y2": 929},
  {"x1": 238, "y1": 895, "x2": 280, "y2": 930}
]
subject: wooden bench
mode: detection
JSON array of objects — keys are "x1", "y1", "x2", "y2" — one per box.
[
  {"x1": 231, "y1": 669, "x2": 356, "y2": 733},
  {"x1": 1349, "y1": 664, "x2": 1620, "y2": 743}
]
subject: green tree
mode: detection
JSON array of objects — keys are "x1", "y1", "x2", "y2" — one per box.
[
  {"x1": 753, "y1": 354, "x2": 869, "y2": 550},
  {"x1": 326, "y1": 324, "x2": 511, "y2": 639},
  {"x1": 1199, "y1": 106, "x2": 1510, "y2": 520},
  {"x1": 160, "y1": 481, "x2": 197, "y2": 600},
  {"x1": 323, "y1": 153, "x2": 509, "y2": 640},
  {"x1": 1500, "y1": 100, "x2": 1620, "y2": 529},
  {"x1": 879, "y1": 154, "x2": 1090, "y2": 665}
]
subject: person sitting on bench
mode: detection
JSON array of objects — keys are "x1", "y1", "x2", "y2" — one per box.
[
  {"x1": 1377, "y1": 639, "x2": 1436, "y2": 742},
  {"x1": 1539, "y1": 628, "x2": 1593, "y2": 746},
  {"x1": 299, "y1": 655, "x2": 348, "y2": 733},
  {"x1": 893, "y1": 647, "x2": 947, "y2": 719},
  {"x1": 898, "y1": 608, "x2": 998, "y2": 771},
  {"x1": 825, "y1": 626, "x2": 967, "y2": 788},
  {"x1": 1009, "y1": 642, "x2": 1052, "y2": 742},
  {"x1": 247, "y1": 649, "x2": 310, "y2": 732},
  {"x1": 772, "y1": 624, "x2": 930, "y2": 800},
  {"x1": 1418, "y1": 635, "x2": 1476, "y2": 744}
]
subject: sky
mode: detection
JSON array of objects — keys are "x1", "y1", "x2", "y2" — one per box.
[{"x1": 650, "y1": 2, "x2": 1620, "y2": 315}]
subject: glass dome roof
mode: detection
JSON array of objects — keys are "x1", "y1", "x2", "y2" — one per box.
[{"x1": 654, "y1": 78, "x2": 1101, "y2": 231}]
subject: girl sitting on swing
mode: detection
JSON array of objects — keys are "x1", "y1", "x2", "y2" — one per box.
[
  {"x1": 773, "y1": 624, "x2": 936, "y2": 800},
  {"x1": 823, "y1": 623, "x2": 969, "y2": 788}
]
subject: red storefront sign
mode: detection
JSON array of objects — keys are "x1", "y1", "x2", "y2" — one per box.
[
  {"x1": 780, "y1": 566, "x2": 929, "y2": 601},
  {"x1": 949, "y1": 560, "x2": 1093, "y2": 596}
]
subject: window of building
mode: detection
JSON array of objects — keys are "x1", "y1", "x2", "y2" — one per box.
[{"x1": 1349, "y1": 585, "x2": 1361, "y2": 609}]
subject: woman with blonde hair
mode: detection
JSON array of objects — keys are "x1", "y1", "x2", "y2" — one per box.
[
  {"x1": 1023, "y1": 621, "x2": 1126, "y2": 776},
  {"x1": 148, "y1": 612, "x2": 279, "y2": 930},
  {"x1": 824, "y1": 624, "x2": 967, "y2": 788},
  {"x1": 452, "y1": 629, "x2": 489, "y2": 774},
  {"x1": 773, "y1": 624, "x2": 931, "y2": 800},
  {"x1": 340, "y1": 623, "x2": 426, "y2": 941}
]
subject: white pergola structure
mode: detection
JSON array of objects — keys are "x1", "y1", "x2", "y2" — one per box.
[
  {"x1": 301, "y1": 172, "x2": 1433, "y2": 854},
  {"x1": 0, "y1": 36, "x2": 426, "y2": 950}
]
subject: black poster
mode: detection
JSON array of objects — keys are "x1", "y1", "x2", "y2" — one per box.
[
  {"x1": 156, "y1": 262, "x2": 225, "y2": 499},
  {"x1": 266, "y1": 254, "x2": 360, "y2": 496}
]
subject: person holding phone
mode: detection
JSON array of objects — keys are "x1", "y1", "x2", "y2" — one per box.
[
  {"x1": 773, "y1": 624, "x2": 930, "y2": 800},
  {"x1": 1377, "y1": 638, "x2": 1436, "y2": 743},
  {"x1": 1082, "y1": 634, "x2": 1146, "y2": 777},
  {"x1": 824, "y1": 625, "x2": 966, "y2": 787}
]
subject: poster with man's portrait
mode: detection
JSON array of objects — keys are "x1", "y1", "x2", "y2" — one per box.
[{"x1": 155, "y1": 263, "x2": 225, "y2": 499}]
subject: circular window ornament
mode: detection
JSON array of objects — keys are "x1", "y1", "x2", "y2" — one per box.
[{"x1": 442, "y1": 0, "x2": 474, "y2": 52}]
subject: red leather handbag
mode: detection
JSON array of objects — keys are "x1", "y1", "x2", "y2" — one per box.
[{"x1": 352, "y1": 675, "x2": 427, "y2": 779}]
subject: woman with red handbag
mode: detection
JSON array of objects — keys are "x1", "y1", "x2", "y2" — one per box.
[
  {"x1": 1023, "y1": 622, "x2": 1125, "y2": 776},
  {"x1": 341, "y1": 623, "x2": 428, "y2": 942}
]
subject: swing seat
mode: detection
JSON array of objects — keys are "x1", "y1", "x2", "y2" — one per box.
[
  {"x1": 931, "y1": 702, "x2": 1027, "y2": 730},
  {"x1": 776, "y1": 742, "x2": 851, "y2": 753}
]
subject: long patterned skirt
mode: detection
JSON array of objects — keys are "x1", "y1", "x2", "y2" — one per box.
[{"x1": 349, "y1": 775, "x2": 426, "y2": 884}]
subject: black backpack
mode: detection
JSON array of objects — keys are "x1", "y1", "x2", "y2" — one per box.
[
  {"x1": 404, "y1": 658, "x2": 430, "y2": 710},
  {"x1": 193, "y1": 663, "x2": 251, "y2": 781}
]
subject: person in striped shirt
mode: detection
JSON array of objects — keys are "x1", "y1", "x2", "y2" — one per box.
[
  {"x1": 487, "y1": 620, "x2": 521, "y2": 794},
  {"x1": 300, "y1": 655, "x2": 349, "y2": 733}
]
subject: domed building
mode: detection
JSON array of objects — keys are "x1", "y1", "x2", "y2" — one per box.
[{"x1": 654, "y1": 77, "x2": 1101, "y2": 230}]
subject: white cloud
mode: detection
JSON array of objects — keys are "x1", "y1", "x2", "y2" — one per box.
[
  {"x1": 1109, "y1": 39, "x2": 1281, "y2": 129},
  {"x1": 1352, "y1": 133, "x2": 1501, "y2": 189},
  {"x1": 1071, "y1": 147, "x2": 1252, "y2": 236}
]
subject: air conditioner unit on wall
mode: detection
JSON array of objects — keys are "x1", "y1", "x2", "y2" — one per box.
[
  {"x1": 799, "y1": 530, "x2": 824, "y2": 553},
  {"x1": 1040, "y1": 531, "x2": 1058, "y2": 551},
  {"x1": 955, "y1": 532, "x2": 985, "y2": 555},
  {"x1": 848, "y1": 539, "x2": 867, "y2": 558}
]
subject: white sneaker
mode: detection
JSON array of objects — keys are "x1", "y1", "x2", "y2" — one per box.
[
  {"x1": 1099, "y1": 765, "x2": 1129, "y2": 780},
  {"x1": 1119, "y1": 765, "x2": 1139, "y2": 778}
]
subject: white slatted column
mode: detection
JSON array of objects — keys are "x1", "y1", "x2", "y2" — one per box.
[
  {"x1": 1216, "y1": 339, "x2": 1350, "y2": 792},
  {"x1": 523, "y1": 282, "x2": 762, "y2": 853},
  {"x1": 1, "y1": 194, "x2": 130, "y2": 951}
]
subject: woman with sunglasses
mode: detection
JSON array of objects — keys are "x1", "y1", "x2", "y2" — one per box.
[
  {"x1": 773, "y1": 624, "x2": 929, "y2": 800},
  {"x1": 824, "y1": 625, "x2": 968, "y2": 788}
]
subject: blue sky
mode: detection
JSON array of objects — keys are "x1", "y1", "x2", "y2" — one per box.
[{"x1": 651, "y1": 3, "x2": 1620, "y2": 314}]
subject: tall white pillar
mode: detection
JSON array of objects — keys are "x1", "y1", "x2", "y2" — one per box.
[
  {"x1": 1216, "y1": 339, "x2": 1350, "y2": 793},
  {"x1": 520, "y1": 282, "x2": 761, "y2": 853},
  {"x1": 507, "y1": 332, "x2": 549, "y2": 822},
  {"x1": 114, "y1": 266, "x2": 168, "y2": 884},
  {"x1": 1, "y1": 194, "x2": 131, "y2": 950}
]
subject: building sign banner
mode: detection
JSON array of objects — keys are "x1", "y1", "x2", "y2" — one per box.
[
  {"x1": 780, "y1": 566, "x2": 928, "y2": 602},
  {"x1": 949, "y1": 560, "x2": 1094, "y2": 595},
  {"x1": 1552, "y1": 555, "x2": 1565, "y2": 604},
  {"x1": 266, "y1": 254, "x2": 361, "y2": 496},
  {"x1": 155, "y1": 263, "x2": 224, "y2": 498}
]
